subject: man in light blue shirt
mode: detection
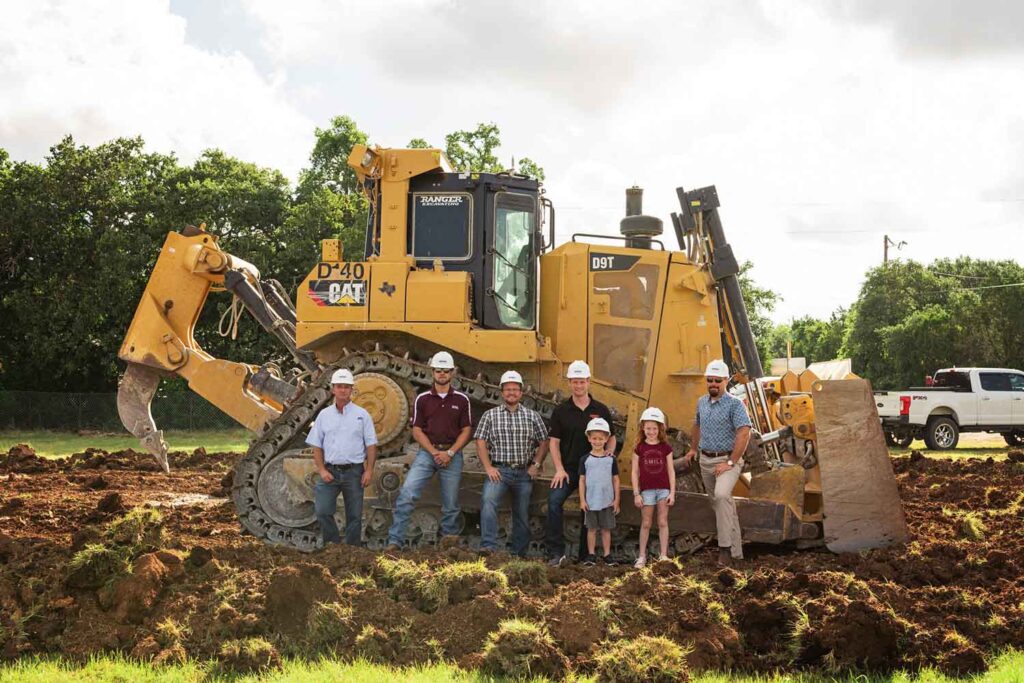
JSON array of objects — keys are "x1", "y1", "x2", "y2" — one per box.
[
  {"x1": 683, "y1": 359, "x2": 751, "y2": 566},
  {"x1": 307, "y1": 368, "x2": 378, "y2": 545}
]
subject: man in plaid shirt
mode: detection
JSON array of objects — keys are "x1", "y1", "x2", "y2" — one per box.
[{"x1": 475, "y1": 370, "x2": 549, "y2": 556}]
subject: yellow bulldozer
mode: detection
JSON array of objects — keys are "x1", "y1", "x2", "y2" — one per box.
[{"x1": 117, "y1": 146, "x2": 907, "y2": 555}]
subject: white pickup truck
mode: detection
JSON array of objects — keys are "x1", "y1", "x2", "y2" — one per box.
[{"x1": 875, "y1": 367, "x2": 1024, "y2": 450}]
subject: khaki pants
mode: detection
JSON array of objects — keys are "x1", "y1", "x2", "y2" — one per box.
[{"x1": 699, "y1": 455, "x2": 744, "y2": 559}]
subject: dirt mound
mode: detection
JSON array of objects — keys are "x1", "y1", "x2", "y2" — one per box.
[
  {"x1": 799, "y1": 595, "x2": 908, "y2": 670},
  {"x1": 1, "y1": 444, "x2": 54, "y2": 473},
  {"x1": 480, "y1": 619, "x2": 568, "y2": 680},
  {"x1": 264, "y1": 564, "x2": 341, "y2": 637},
  {"x1": 593, "y1": 635, "x2": 691, "y2": 683},
  {"x1": 99, "y1": 551, "x2": 183, "y2": 623}
]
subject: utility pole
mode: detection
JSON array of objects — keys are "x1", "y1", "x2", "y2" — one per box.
[{"x1": 883, "y1": 235, "x2": 907, "y2": 265}]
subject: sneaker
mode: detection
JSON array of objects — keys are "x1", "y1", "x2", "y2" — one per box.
[
  {"x1": 633, "y1": 555, "x2": 647, "y2": 569},
  {"x1": 656, "y1": 555, "x2": 670, "y2": 563},
  {"x1": 581, "y1": 554, "x2": 597, "y2": 567},
  {"x1": 547, "y1": 555, "x2": 567, "y2": 568},
  {"x1": 602, "y1": 555, "x2": 618, "y2": 566}
]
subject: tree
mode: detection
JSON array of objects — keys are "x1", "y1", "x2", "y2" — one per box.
[
  {"x1": 737, "y1": 261, "x2": 781, "y2": 365},
  {"x1": 445, "y1": 123, "x2": 502, "y2": 173},
  {"x1": 298, "y1": 115, "x2": 368, "y2": 197},
  {"x1": 842, "y1": 258, "x2": 1024, "y2": 389}
]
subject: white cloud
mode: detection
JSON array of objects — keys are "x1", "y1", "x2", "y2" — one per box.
[
  {"x1": 0, "y1": 0, "x2": 313, "y2": 176},
  {"x1": 3, "y1": 0, "x2": 1022, "y2": 328}
]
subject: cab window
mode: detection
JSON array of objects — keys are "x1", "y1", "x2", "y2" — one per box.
[
  {"x1": 979, "y1": 372, "x2": 1012, "y2": 392},
  {"x1": 492, "y1": 192, "x2": 536, "y2": 329},
  {"x1": 411, "y1": 193, "x2": 472, "y2": 260}
]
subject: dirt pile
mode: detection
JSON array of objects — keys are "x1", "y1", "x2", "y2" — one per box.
[{"x1": 0, "y1": 449, "x2": 1022, "y2": 676}]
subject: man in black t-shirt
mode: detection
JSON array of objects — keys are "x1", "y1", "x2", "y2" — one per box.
[{"x1": 533, "y1": 360, "x2": 616, "y2": 566}]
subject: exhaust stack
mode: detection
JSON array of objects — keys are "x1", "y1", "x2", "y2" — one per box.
[{"x1": 620, "y1": 186, "x2": 663, "y2": 249}]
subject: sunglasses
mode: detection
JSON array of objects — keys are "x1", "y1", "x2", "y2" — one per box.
[
  {"x1": 433, "y1": 369, "x2": 452, "y2": 374},
  {"x1": 706, "y1": 378, "x2": 724, "y2": 384}
]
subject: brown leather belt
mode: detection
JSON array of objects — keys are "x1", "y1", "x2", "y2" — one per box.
[
  {"x1": 700, "y1": 450, "x2": 732, "y2": 458},
  {"x1": 434, "y1": 443, "x2": 453, "y2": 450}
]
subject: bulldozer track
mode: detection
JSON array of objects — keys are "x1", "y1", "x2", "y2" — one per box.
[{"x1": 232, "y1": 344, "x2": 711, "y2": 554}]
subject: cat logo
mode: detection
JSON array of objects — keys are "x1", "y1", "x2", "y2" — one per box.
[{"x1": 307, "y1": 279, "x2": 367, "y2": 307}]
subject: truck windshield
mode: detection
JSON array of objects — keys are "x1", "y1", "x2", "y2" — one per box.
[
  {"x1": 932, "y1": 371, "x2": 971, "y2": 391},
  {"x1": 492, "y1": 192, "x2": 536, "y2": 329}
]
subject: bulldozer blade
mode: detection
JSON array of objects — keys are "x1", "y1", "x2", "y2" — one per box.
[
  {"x1": 812, "y1": 379, "x2": 909, "y2": 552},
  {"x1": 117, "y1": 363, "x2": 170, "y2": 473}
]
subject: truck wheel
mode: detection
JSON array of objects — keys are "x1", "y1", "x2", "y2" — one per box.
[
  {"x1": 884, "y1": 431, "x2": 915, "y2": 449},
  {"x1": 1004, "y1": 430, "x2": 1024, "y2": 447},
  {"x1": 923, "y1": 417, "x2": 959, "y2": 451}
]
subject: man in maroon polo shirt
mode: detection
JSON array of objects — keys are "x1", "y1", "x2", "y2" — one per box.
[{"x1": 386, "y1": 351, "x2": 472, "y2": 548}]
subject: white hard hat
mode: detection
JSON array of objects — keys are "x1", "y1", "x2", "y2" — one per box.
[
  {"x1": 500, "y1": 370, "x2": 524, "y2": 386},
  {"x1": 430, "y1": 351, "x2": 455, "y2": 369},
  {"x1": 566, "y1": 360, "x2": 591, "y2": 379},
  {"x1": 705, "y1": 360, "x2": 730, "y2": 379},
  {"x1": 640, "y1": 407, "x2": 666, "y2": 424},
  {"x1": 586, "y1": 417, "x2": 610, "y2": 433},
  {"x1": 331, "y1": 368, "x2": 355, "y2": 385}
]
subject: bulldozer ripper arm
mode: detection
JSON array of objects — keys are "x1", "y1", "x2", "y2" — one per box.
[{"x1": 117, "y1": 227, "x2": 313, "y2": 470}]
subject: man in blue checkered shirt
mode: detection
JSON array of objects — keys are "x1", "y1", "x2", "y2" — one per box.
[
  {"x1": 475, "y1": 369, "x2": 549, "y2": 556},
  {"x1": 683, "y1": 359, "x2": 751, "y2": 566}
]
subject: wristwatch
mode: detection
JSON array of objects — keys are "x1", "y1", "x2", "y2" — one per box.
[
  {"x1": 725, "y1": 460, "x2": 735, "y2": 468},
  {"x1": 445, "y1": 449, "x2": 454, "y2": 457},
  {"x1": 529, "y1": 461, "x2": 541, "y2": 469}
]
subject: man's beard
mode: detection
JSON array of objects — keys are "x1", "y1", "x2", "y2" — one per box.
[
  {"x1": 435, "y1": 377, "x2": 451, "y2": 387},
  {"x1": 708, "y1": 386, "x2": 720, "y2": 397}
]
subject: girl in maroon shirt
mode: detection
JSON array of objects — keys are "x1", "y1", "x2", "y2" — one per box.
[{"x1": 631, "y1": 407, "x2": 675, "y2": 568}]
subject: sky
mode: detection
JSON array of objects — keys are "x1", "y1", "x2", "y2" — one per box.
[{"x1": 1, "y1": 0, "x2": 1022, "y2": 323}]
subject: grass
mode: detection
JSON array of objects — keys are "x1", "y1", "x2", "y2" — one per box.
[
  {"x1": 888, "y1": 433, "x2": 1015, "y2": 460},
  {"x1": 0, "y1": 429, "x2": 251, "y2": 458},
  {"x1": 1, "y1": 650, "x2": 1024, "y2": 681}
]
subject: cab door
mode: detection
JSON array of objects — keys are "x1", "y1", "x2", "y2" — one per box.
[
  {"x1": 1009, "y1": 372, "x2": 1024, "y2": 425},
  {"x1": 977, "y1": 372, "x2": 1015, "y2": 425},
  {"x1": 587, "y1": 246, "x2": 669, "y2": 396}
]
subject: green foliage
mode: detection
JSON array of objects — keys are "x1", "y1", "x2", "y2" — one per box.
[
  {"x1": 498, "y1": 558, "x2": 548, "y2": 588},
  {"x1": 737, "y1": 261, "x2": 781, "y2": 365},
  {"x1": 66, "y1": 544, "x2": 131, "y2": 589},
  {"x1": 374, "y1": 557, "x2": 506, "y2": 613},
  {"x1": 480, "y1": 619, "x2": 568, "y2": 680},
  {"x1": 306, "y1": 601, "x2": 354, "y2": 648},
  {"x1": 593, "y1": 635, "x2": 691, "y2": 682},
  {"x1": 767, "y1": 309, "x2": 849, "y2": 364},
  {"x1": 406, "y1": 138, "x2": 430, "y2": 149},
  {"x1": 444, "y1": 123, "x2": 546, "y2": 180},
  {"x1": 843, "y1": 258, "x2": 1024, "y2": 389},
  {"x1": 105, "y1": 507, "x2": 164, "y2": 552},
  {"x1": 216, "y1": 637, "x2": 281, "y2": 674}
]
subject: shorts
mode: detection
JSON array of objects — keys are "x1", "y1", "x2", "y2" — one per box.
[
  {"x1": 640, "y1": 488, "x2": 670, "y2": 506},
  {"x1": 584, "y1": 507, "x2": 616, "y2": 529}
]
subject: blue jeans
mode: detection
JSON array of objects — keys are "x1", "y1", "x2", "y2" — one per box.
[
  {"x1": 314, "y1": 463, "x2": 365, "y2": 545},
  {"x1": 480, "y1": 466, "x2": 533, "y2": 556},
  {"x1": 387, "y1": 448, "x2": 464, "y2": 546},
  {"x1": 545, "y1": 469, "x2": 587, "y2": 559}
]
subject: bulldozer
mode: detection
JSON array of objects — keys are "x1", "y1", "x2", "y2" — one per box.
[{"x1": 117, "y1": 145, "x2": 908, "y2": 556}]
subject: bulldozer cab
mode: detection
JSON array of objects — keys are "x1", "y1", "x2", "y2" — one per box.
[{"x1": 366, "y1": 170, "x2": 542, "y2": 331}]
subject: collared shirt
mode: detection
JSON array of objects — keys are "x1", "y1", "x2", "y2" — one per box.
[
  {"x1": 549, "y1": 395, "x2": 613, "y2": 473},
  {"x1": 306, "y1": 401, "x2": 378, "y2": 465},
  {"x1": 412, "y1": 387, "x2": 472, "y2": 445},
  {"x1": 474, "y1": 403, "x2": 548, "y2": 467},
  {"x1": 695, "y1": 392, "x2": 751, "y2": 452}
]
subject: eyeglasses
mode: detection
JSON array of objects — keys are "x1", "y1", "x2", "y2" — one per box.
[
  {"x1": 433, "y1": 369, "x2": 452, "y2": 374},
  {"x1": 706, "y1": 378, "x2": 724, "y2": 384}
]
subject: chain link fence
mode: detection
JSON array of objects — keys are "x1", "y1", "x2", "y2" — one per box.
[{"x1": 0, "y1": 391, "x2": 237, "y2": 431}]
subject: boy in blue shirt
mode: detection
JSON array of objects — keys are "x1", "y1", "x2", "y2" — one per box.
[{"x1": 578, "y1": 417, "x2": 620, "y2": 566}]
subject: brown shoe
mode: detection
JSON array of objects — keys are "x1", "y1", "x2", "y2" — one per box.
[
  {"x1": 384, "y1": 543, "x2": 402, "y2": 553},
  {"x1": 717, "y1": 547, "x2": 732, "y2": 567}
]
